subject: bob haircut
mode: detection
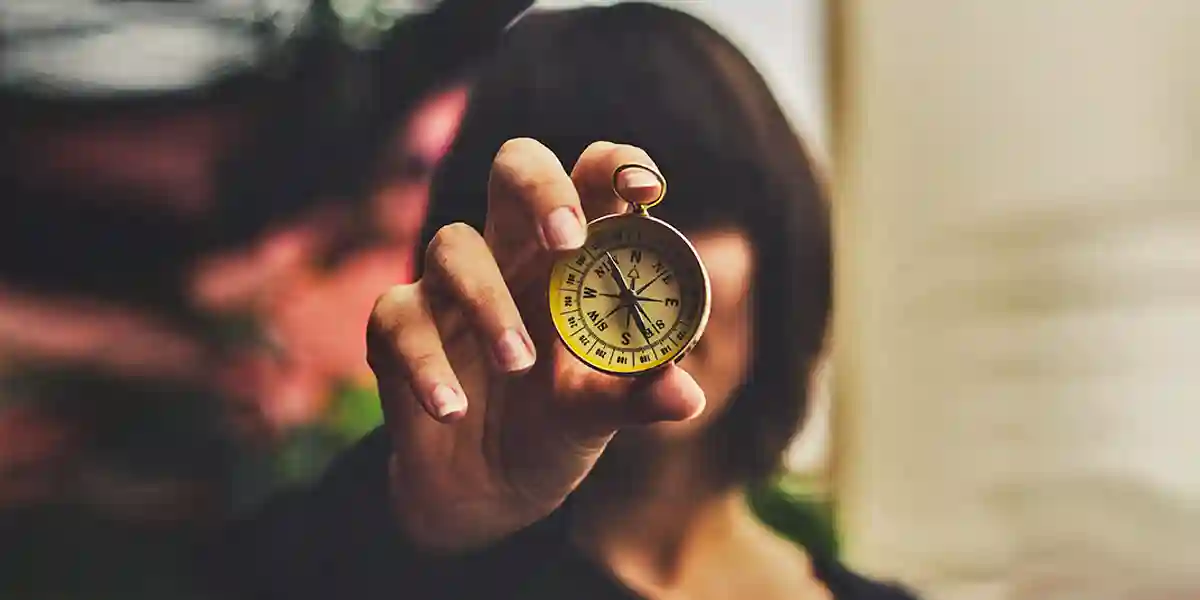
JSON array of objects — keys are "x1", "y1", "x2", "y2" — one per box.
[{"x1": 421, "y1": 2, "x2": 831, "y2": 484}]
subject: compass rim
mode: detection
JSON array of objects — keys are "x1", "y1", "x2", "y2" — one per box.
[{"x1": 546, "y1": 212, "x2": 712, "y2": 377}]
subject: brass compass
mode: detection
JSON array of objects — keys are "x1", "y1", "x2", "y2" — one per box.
[{"x1": 547, "y1": 165, "x2": 712, "y2": 375}]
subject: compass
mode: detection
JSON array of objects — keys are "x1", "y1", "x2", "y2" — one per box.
[{"x1": 547, "y1": 165, "x2": 712, "y2": 376}]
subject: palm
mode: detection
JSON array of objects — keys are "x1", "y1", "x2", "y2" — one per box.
[{"x1": 387, "y1": 245, "x2": 623, "y2": 547}]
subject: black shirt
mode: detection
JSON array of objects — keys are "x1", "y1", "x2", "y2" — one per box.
[{"x1": 208, "y1": 428, "x2": 920, "y2": 600}]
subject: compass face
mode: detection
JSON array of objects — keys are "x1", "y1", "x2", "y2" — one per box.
[{"x1": 547, "y1": 213, "x2": 711, "y2": 376}]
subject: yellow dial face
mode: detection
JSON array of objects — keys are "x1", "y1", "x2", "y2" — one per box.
[{"x1": 548, "y1": 213, "x2": 711, "y2": 376}]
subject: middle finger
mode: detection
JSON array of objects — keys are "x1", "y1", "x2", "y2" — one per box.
[
  {"x1": 486, "y1": 137, "x2": 587, "y2": 258},
  {"x1": 424, "y1": 222, "x2": 536, "y2": 374}
]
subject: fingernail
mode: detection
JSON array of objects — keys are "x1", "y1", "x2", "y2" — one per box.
[
  {"x1": 431, "y1": 384, "x2": 466, "y2": 419},
  {"x1": 542, "y1": 206, "x2": 586, "y2": 250},
  {"x1": 494, "y1": 328, "x2": 536, "y2": 372},
  {"x1": 618, "y1": 166, "x2": 661, "y2": 191}
]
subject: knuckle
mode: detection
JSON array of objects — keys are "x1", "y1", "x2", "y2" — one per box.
[
  {"x1": 369, "y1": 285, "x2": 409, "y2": 333},
  {"x1": 490, "y1": 139, "x2": 560, "y2": 199},
  {"x1": 579, "y1": 140, "x2": 616, "y2": 160},
  {"x1": 465, "y1": 280, "x2": 505, "y2": 313},
  {"x1": 366, "y1": 284, "x2": 420, "y2": 361},
  {"x1": 492, "y1": 139, "x2": 535, "y2": 182},
  {"x1": 429, "y1": 222, "x2": 479, "y2": 253},
  {"x1": 425, "y1": 222, "x2": 480, "y2": 272},
  {"x1": 495, "y1": 137, "x2": 541, "y2": 163},
  {"x1": 406, "y1": 347, "x2": 445, "y2": 374}
]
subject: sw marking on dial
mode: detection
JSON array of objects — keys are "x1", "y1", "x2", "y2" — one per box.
[{"x1": 549, "y1": 214, "x2": 709, "y2": 375}]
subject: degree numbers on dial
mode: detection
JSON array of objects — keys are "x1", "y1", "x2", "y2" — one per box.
[{"x1": 548, "y1": 215, "x2": 708, "y2": 375}]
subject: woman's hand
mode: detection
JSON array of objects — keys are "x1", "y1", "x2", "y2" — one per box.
[{"x1": 367, "y1": 139, "x2": 706, "y2": 553}]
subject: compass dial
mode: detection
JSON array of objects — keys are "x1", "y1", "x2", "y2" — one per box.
[{"x1": 548, "y1": 213, "x2": 711, "y2": 376}]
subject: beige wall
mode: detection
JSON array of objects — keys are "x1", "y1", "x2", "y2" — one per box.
[{"x1": 831, "y1": 2, "x2": 1200, "y2": 599}]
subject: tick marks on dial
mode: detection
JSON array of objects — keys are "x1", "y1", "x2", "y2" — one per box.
[{"x1": 551, "y1": 214, "x2": 707, "y2": 375}]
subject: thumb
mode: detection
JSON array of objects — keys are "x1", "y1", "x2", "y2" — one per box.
[
  {"x1": 621, "y1": 364, "x2": 706, "y2": 424},
  {"x1": 555, "y1": 361, "x2": 707, "y2": 438}
]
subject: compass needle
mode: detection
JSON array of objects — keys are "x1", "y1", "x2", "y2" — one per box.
[
  {"x1": 603, "y1": 251, "x2": 633, "y2": 295},
  {"x1": 600, "y1": 303, "x2": 624, "y2": 322}
]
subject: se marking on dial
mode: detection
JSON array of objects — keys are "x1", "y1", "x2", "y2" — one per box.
[{"x1": 548, "y1": 215, "x2": 708, "y2": 375}]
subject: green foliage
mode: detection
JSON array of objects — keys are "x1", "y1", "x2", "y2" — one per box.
[
  {"x1": 749, "y1": 476, "x2": 840, "y2": 562},
  {"x1": 327, "y1": 381, "x2": 385, "y2": 444},
  {"x1": 273, "y1": 381, "x2": 385, "y2": 486}
]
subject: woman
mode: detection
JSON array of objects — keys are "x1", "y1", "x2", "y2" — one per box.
[{"x1": 215, "y1": 4, "x2": 919, "y2": 600}]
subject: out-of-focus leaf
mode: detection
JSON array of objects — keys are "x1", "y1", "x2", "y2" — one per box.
[
  {"x1": 326, "y1": 381, "x2": 384, "y2": 444},
  {"x1": 749, "y1": 476, "x2": 840, "y2": 562}
]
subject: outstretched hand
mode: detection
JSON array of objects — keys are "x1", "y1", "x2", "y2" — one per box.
[{"x1": 366, "y1": 139, "x2": 706, "y2": 552}]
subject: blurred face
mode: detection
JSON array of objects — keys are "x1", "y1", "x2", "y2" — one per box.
[
  {"x1": 633, "y1": 227, "x2": 756, "y2": 441},
  {"x1": 191, "y1": 85, "x2": 469, "y2": 428},
  {"x1": 3, "y1": 87, "x2": 470, "y2": 432},
  {"x1": 371, "y1": 85, "x2": 469, "y2": 248}
]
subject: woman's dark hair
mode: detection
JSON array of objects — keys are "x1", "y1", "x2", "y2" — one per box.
[{"x1": 422, "y1": 3, "x2": 831, "y2": 485}]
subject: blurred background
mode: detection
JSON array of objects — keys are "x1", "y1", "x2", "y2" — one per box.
[{"x1": 1, "y1": 1, "x2": 1197, "y2": 599}]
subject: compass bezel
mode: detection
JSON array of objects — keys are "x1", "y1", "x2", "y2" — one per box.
[{"x1": 547, "y1": 212, "x2": 712, "y2": 377}]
